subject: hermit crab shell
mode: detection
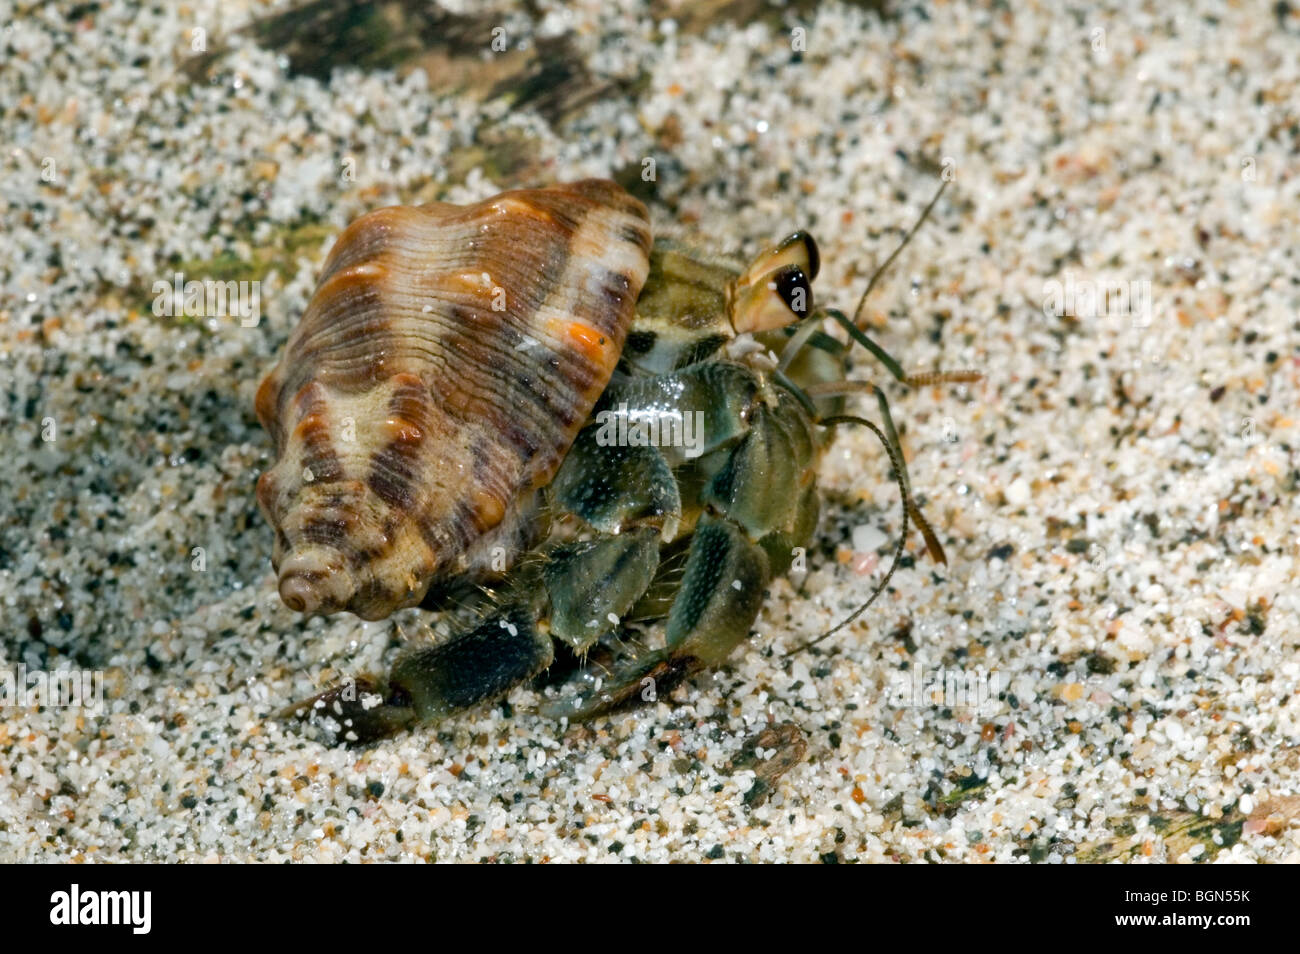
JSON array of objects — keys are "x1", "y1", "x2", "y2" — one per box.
[{"x1": 255, "y1": 180, "x2": 652, "y2": 620}]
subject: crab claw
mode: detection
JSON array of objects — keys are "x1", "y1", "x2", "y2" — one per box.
[{"x1": 278, "y1": 676, "x2": 417, "y2": 745}]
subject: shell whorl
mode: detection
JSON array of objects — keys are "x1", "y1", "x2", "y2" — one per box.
[{"x1": 255, "y1": 180, "x2": 652, "y2": 620}]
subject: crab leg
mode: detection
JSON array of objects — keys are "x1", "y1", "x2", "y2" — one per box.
[
  {"x1": 540, "y1": 382, "x2": 820, "y2": 720},
  {"x1": 538, "y1": 515, "x2": 771, "y2": 721},
  {"x1": 283, "y1": 603, "x2": 554, "y2": 745}
]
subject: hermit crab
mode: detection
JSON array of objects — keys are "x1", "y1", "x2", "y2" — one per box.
[{"x1": 257, "y1": 178, "x2": 976, "y2": 743}]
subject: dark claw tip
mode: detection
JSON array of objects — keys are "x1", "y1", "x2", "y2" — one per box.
[{"x1": 277, "y1": 676, "x2": 416, "y2": 746}]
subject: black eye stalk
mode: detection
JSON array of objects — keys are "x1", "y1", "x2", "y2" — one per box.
[
  {"x1": 778, "y1": 230, "x2": 820, "y2": 281},
  {"x1": 730, "y1": 230, "x2": 821, "y2": 333},
  {"x1": 773, "y1": 265, "x2": 813, "y2": 316}
]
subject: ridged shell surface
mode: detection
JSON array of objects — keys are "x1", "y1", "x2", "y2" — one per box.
[{"x1": 256, "y1": 180, "x2": 652, "y2": 620}]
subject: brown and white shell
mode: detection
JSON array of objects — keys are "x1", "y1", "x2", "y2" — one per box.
[{"x1": 255, "y1": 180, "x2": 652, "y2": 620}]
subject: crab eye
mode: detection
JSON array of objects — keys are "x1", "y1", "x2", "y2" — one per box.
[
  {"x1": 772, "y1": 265, "x2": 812, "y2": 317},
  {"x1": 731, "y1": 240, "x2": 819, "y2": 334},
  {"x1": 779, "y1": 230, "x2": 820, "y2": 281}
]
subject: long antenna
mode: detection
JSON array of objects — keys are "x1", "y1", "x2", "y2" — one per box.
[
  {"x1": 851, "y1": 178, "x2": 950, "y2": 329},
  {"x1": 785, "y1": 414, "x2": 910, "y2": 656}
]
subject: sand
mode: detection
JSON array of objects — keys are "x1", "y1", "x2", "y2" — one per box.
[{"x1": 1, "y1": 0, "x2": 1297, "y2": 862}]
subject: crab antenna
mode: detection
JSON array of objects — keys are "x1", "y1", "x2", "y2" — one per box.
[
  {"x1": 829, "y1": 308, "x2": 908, "y2": 382},
  {"x1": 872, "y1": 386, "x2": 946, "y2": 565},
  {"x1": 851, "y1": 178, "x2": 950, "y2": 329},
  {"x1": 776, "y1": 179, "x2": 949, "y2": 374},
  {"x1": 786, "y1": 414, "x2": 911, "y2": 656}
]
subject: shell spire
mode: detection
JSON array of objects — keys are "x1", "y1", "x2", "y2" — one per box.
[{"x1": 255, "y1": 180, "x2": 652, "y2": 619}]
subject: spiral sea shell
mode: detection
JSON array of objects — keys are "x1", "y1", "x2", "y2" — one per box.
[{"x1": 255, "y1": 180, "x2": 653, "y2": 620}]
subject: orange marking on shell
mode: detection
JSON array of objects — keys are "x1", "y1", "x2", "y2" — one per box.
[
  {"x1": 443, "y1": 270, "x2": 496, "y2": 297},
  {"x1": 255, "y1": 471, "x2": 277, "y2": 515},
  {"x1": 318, "y1": 262, "x2": 387, "y2": 297},
  {"x1": 470, "y1": 489, "x2": 507, "y2": 529},
  {"x1": 289, "y1": 381, "x2": 328, "y2": 416},
  {"x1": 490, "y1": 196, "x2": 554, "y2": 224},
  {"x1": 559, "y1": 320, "x2": 612, "y2": 365},
  {"x1": 387, "y1": 372, "x2": 424, "y2": 391},
  {"x1": 254, "y1": 374, "x2": 278, "y2": 432},
  {"x1": 257, "y1": 180, "x2": 651, "y2": 620},
  {"x1": 293, "y1": 413, "x2": 329, "y2": 442},
  {"x1": 384, "y1": 418, "x2": 424, "y2": 443}
]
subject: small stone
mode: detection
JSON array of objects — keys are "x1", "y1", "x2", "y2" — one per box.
[{"x1": 1005, "y1": 477, "x2": 1031, "y2": 506}]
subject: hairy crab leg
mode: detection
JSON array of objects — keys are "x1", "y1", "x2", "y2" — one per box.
[
  {"x1": 281, "y1": 604, "x2": 554, "y2": 745},
  {"x1": 538, "y1": 515, "x2": 771, "y2": 721}
]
